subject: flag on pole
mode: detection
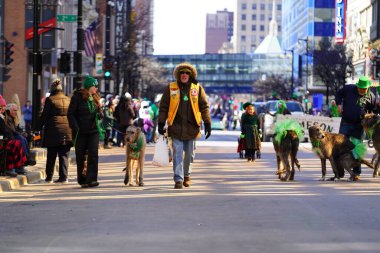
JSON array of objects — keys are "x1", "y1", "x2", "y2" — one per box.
[{"x1": 84, "y1": 20, "x2": 99, "y2": 57}]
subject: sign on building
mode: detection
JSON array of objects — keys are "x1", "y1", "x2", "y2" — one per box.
[{"x1": 335, "y1": 0, "x2": 346, "y2": 44}]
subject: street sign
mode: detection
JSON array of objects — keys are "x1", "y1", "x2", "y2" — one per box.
[
  {"x1": 95, "y1": 54, "x2": 103, "y2": 76},
  {"x1": 57, "y1": 14, "x2": 77, "y2": 22}
]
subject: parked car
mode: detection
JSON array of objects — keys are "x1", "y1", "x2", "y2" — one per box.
[{"x1": 260, "y1": 100, "x2": 305, "y2": 142}]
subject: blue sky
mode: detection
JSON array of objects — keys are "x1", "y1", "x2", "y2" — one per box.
[{"x1": 153, "y1": 0, "x2": 236, "y2": 55}]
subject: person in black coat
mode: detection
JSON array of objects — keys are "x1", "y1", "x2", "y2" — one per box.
[
  {"x1": 39, "y1": 79, "x2": 73, "y2": 183},
  {"x1": 68, "y1": 75, "x2": 103, "y2": 188}
]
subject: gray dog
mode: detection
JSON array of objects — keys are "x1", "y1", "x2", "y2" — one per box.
[
  {"x1": 123, "y1": 125, "x2": 146, "y2": 186},
  {"x1": 362, "y1": 113, "x2": 380, "y2": 177},
  {"x1": 308, "y1": 125, "x2": 373, "y2": 181}
]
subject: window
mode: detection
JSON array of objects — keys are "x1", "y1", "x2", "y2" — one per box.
[
  {"x1": 242, "y1": 3, "x2": 247, "y2": 10},
  {"x1": 252, "y1": 14, "x2": 256, "y2": 21},
  {"x1": 242, "y1": 14, "x2": 246, "y2": 20},
  {"x1": 241, "y1": 24, "x2": 246, "y2": 31},
  {"x1": 252, "y1": 3, "x2": 257, "y2": 10},
  {"x1": 277, "y1": 4, "x2": 281, "y2": 11},
  {"x1": 252, "y1": 25, "x2": 256, "y2": 31},
  {"x1": 260, "y1": 14, "x2": 265, "y2": 21},
  {"x1": 241, "y1": 35, "x2": 246, "y2": 42},
  {"x1": 260, "y1": 25, "x2": 265, "y2": 31},
  {"x1": 260, "y1": 3, "x2": 265, "y2": 10}
]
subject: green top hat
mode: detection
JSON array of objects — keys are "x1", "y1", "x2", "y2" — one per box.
[{"x1": 356, "y1": 76, "x2": 371, "y2": 89}]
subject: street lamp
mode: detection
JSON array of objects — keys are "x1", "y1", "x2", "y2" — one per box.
[
  {"x1": 285, "y1": 49, "x2": 294, "y2": 98},
  {"x1": 298, "y1": 37, "x2": 309, "y2": 92}
]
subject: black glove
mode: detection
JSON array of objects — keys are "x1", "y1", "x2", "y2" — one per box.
[
  {"x1": 204, "y1": 123, "x2": 211, "y2": 139},
  {"x1": 158, "y1": 123, "x2": 166, "y2": 135}
]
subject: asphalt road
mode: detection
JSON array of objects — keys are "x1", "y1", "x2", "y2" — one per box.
[{"x1": 1, "y1": 131, "x2": 380, "y2": 253}]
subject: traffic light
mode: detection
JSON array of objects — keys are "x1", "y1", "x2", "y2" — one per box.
[
  {"x1": 59, "y1": 52, "x2": 71, "y2": 74},
  {"x1": 1, "y1": 66, "x2": 11, "y2": 82},
  {"x1": 1, "y1": 39, "x2": 14, "y2": 81},
  {"x1": 103, "y1": 58, "x2": 113, "y2": 79},
  {"x1": 4, "y1": 40, "x2": 14, "y2": 65}
]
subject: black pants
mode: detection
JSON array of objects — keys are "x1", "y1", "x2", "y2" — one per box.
[
  {"x1": 245, "y1": 148, "x2": 256, "y2": 160},
  {"x1": 116, "y1": 124, "x2": 128, "y2": 146},
  {"x1": 75, "y1": 132, "x2": 99, "y2": 185},
  {"x1": 104, "y1": 129, "x2": 111, "y2": 146},
  {"x1": 45, "y1": 145, "x2": 71, "y2": 181}
]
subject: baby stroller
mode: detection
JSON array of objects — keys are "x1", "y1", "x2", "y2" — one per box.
[{"x1": 237, "y1": 136, "x2": 245, "y2": 159}]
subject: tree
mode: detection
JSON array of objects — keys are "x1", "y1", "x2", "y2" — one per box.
[
  {"x1": 313, "y1": 37, "x2": 353, "y2": 105},
  {"x1": 253, "y1": 74, "x2": 293, "y2": 100}
]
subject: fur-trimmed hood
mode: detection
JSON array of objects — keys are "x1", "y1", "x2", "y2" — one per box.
[{"x1": 173, "y1": 62, "x2": 198, "y2": 81}]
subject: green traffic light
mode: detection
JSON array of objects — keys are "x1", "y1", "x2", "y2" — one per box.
[{"x1": 105, "y1": 71, "x2": 111, "y2": 77}]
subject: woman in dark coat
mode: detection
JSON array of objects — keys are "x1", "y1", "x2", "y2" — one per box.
[
  {"x1": 68, "y1": 75, "x2": 103, "y2": 188},
  {"x1": 113, "y1": 95, "x2": 135, "y2": 147},
  {"x1": 39, "y1": 79, "x2": 73, "y2": 183}
]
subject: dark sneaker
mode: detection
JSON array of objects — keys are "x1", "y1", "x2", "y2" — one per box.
[
  {"x1": 5, "y1": 171, "x2": 18, "y2": 177},
  {"x1": 183, "y1": 176, "x2": 191, "y2": 187},
  {"x1": 54, "y1": 179, "x2": 68, "y2": 183},
  {"x1": 15, "y1": 168, "x2": 28, "y2": 175},
  {"x1": 174, "y1": 181, "x2": 183, "y2": 189},
  {"x1": 88, "y1": 181, "x2": 99, "y2": 187},
  {"x1": 81, "y1": 184, "x2": 89, "y2": 188},
  {"x1": 25, "y1": 160, "x2": 36, "y2": 166}
]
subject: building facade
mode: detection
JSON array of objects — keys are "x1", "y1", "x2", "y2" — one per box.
[
  {"x1": 152, "y1": 53, "x2": 291, "y2": 99},
  {"x1": 235, "y1": 0, "x2": 282, "y2": 54},
  {"x1": 205, "y1": 9, "x2": 234, "y2": 53},
  {"x1": 281, "y1": 0, "x2": 336, "y2": 95}
]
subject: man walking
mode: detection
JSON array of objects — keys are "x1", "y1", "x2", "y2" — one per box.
[{"x1": 158, "y1": 62, "x2": 211, "y2": 189}]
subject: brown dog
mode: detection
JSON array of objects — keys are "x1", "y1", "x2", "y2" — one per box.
[
  {"x1": 362, "y1": 113, "x2": 380, "y2": 177},
  {"x1": 308, "y1": 125, "x2": 373, "y2": 181},
  {"x1": 273, "y1": 130, "x2": 301, "y2": 181},
  {"x1": 123, "y1": 125, "x2": 146, "y2": 186}
]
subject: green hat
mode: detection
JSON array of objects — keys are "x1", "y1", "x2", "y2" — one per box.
[
  {"x1": 356, "y1": 76, "x2": 371, "y2": 89},
  {"x1": 243, "y1": 102, "x2": 253, "y2": 110},
  {"x1": 83, "y1": 75, "x2": 98, "y2": 89}
]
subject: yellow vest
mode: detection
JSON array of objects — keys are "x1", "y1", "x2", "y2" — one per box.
[{"x1": 167, "y1": 82, "x2": 202, "y2": 128}]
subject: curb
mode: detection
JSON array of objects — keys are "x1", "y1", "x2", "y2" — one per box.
[{"x1": 0, "y1": 148, "x2": 75, "y2": 192}]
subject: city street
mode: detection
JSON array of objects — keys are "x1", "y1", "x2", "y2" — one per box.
[{"x1": 1, "y1": 131, "x2": 380, "y2": 252}]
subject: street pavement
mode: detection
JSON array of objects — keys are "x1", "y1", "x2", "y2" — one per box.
[{"x1": 1, "y1": 131, "x2": 380, "y2": 252}]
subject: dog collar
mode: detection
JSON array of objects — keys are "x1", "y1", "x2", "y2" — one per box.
[
  {"x1": 128, "y1": 135, "x2": 144, "y2": 159},
  {"x1": 367, "y1": 120, "x2": 380, "y2": 139}
]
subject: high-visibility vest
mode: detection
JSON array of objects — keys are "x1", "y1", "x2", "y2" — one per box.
[{"x1": 167, "y1": 82, "x2": 202, "y2": 127}]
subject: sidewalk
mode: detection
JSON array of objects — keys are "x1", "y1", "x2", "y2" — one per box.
[{"x1": 0, "y1": 148, "x2": 74, "y2": 192}]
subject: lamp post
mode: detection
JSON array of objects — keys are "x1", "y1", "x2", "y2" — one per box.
[
  {"x1": 285, "y1": 49, "x2": 294, "y2": 98},
  {"x1": 298, "y1": 37, "x2": 309, "y2": 92}
]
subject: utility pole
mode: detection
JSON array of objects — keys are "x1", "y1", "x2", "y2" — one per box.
[
  {"x1": 285, "y1": 49, "x2": 294, "y2": 99},
  {"x1": 32, "y1": 0, "x2": 41, "y2": 131},
  {"x1": 74, "y1": 0, "x2": 83, "y2": 90},
  {"x1": 105, "y1": 1, "x2": 112, "y2": 92}
]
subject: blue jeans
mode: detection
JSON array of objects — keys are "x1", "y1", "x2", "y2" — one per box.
[
  {"x1": 172, "y1": 138, "x2": 195, "y2": 182},
  {"x1": 339, "y1": 120, "x2": 364, "y2": 175}
]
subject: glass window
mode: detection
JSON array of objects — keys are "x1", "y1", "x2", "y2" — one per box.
[
  {"x1": 242, "y1": 14, "x2": 246, "y2": 20},
  {"x1": 252, "y1": 25, "x2": 256, "y2": 31},
  {"x1": 241, "y1": 24, "x2": 246, "y2": 31},
  {"x1": 252, "y1": 14, "x2": 256, "y2": 21},
  {"x1": 260, "y1": 3, "x2": 265, "y2": 10},
  {"x1": 260, "y1": 25, "x2": 265, "y2": 31},
  {"x1": 252, "y1": 3, "x2": 257, "y2": 10},
  {"x1": 242, "y1": 3, "x2": 247, "y2": 10},
  {"x1": 241, "y1": 35, "x2": 246, "y2": 42},
  {"x1": 260, "y1": 14, "x2": 265, "y2": 21}
]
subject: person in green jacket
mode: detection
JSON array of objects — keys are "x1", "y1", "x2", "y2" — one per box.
[{"x1": 241, "y1": 102, "x2": 261, "y2": 162}]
